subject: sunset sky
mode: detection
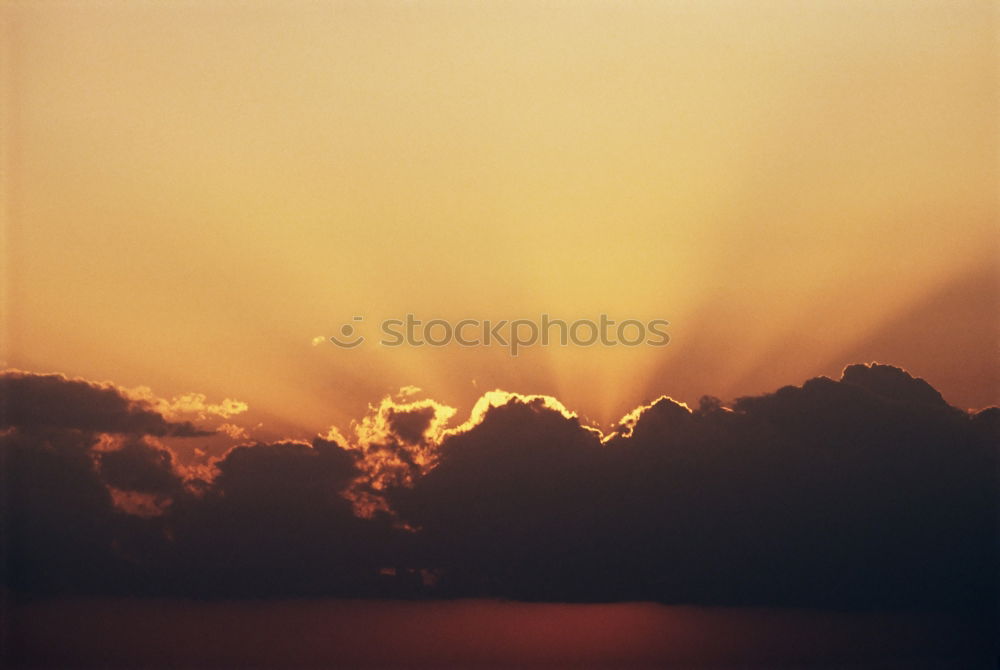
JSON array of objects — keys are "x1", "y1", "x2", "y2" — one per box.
[
  {"x1": 3, "y1": 5, "x2": 998, "y2": 668},
  {"x1": 4, "y1": 0, "x2": 997, "y2": 444}
]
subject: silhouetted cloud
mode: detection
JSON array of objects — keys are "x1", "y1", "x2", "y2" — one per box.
[
  {"x1": 98, "y1": 437, "x2": 185, "y2": 496},
  {"x1": 0, "y1": 371, "x2": 211, "y2": 437},
  {"x1": 1, "y1": 365, "x2": 995, "y2": 610},
  {"x1": 165, "y1": 437, "x2": 405, "y2": 597}
]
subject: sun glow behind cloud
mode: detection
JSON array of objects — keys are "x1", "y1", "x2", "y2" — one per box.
[{"x1": 3, "y1": 1, "x2": 997, "y2": 434}]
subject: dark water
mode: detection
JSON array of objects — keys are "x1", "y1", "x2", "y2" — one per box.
[{"x1": 4, "y1": 599, "x2": 995, "y2": 668}]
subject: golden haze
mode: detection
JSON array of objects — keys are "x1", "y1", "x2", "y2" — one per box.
[{"x1": 3, "y1": 1, "x2": 997, "y2": 441}]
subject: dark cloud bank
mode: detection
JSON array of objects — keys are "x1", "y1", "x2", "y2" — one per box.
[{"x1": 1, "y1": 366, "x2": 996, "y2": 612}]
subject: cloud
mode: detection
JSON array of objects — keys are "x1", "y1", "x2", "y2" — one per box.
[
  {"x1": 126, "y1": 386, "x2": 249, "y2": 421},
  {"x1": 166, "y1": 437, "x2": 403, "y2": 597},
  {"x1": 2, "y1": 427, "x2": 122, "y2": 593},
  {"x1": 216, "y1": 422, "x2": 250, "y2": 440},
  {"x1": 1, "y1": 364, "x2": 995, "y2": 610},
  {"x1": 0, "y1": 371, "x2": 212, "y2": 437},
  {"x1": 389, "y1": 364, "x2": 996, "y2": 608},
  {"x1": 211, "y1": 438, "x2": 359, "y2": 499},
  {"x1": 97, "y1": 437, "x2": 186, "y2": 497},
  {"x1": 324, "y1": 391, "x2": 458, "y2": 512}
]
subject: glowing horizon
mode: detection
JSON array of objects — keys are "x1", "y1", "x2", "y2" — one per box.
[
  {"x1": 4, "y1": 1, "x2": 997, "y2": 441},
  {"x1": 3, "y1": 5, "x2": 997, "y2": 665}
]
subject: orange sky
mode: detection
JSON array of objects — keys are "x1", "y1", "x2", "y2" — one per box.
[{"x1": 3, "y1": 1, "x2": 997, "y2": 442}]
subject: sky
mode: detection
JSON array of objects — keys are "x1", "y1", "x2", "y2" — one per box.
[
  {"x1": 2, "y1": 6, "x2": 998, "y2": 667},
  {"x1": 3, "y1": 0, "x2": 997, "y2": 443}
]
